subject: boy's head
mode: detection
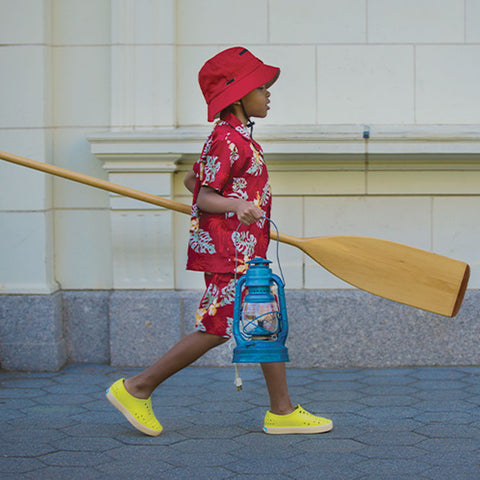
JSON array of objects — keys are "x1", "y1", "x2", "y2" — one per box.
[{"x1": 199, "y1": 47, "x2": 280, "y2": 122}]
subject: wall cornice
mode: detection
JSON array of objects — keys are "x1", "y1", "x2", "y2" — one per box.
[{"x1": 88, "y1": 125, "x2": 480, "y2": 160}]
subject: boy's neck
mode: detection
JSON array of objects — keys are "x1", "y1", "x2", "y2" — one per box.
[{"x1": 227, "y1": 104, "x2": 249, "y2": 126}]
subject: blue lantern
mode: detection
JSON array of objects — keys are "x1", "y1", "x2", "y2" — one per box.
[{"x1": 232, "y1": 258, "x2": 289, "y2": 364}]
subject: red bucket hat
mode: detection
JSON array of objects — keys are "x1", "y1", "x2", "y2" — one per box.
[{"x1": 199, "y1": 47, "x2": 280, "y2": 122}]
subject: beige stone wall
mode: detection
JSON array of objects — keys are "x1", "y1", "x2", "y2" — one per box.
[{"x1": 1, "y1": 0, "x2": 479, "y2": 294}]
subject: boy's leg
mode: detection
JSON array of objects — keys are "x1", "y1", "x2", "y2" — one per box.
[
  {"x1": 106, "y1": 331, "x2": 227, "y2": 436},
  {"x1": 261, "y1": 362, "x2": 333, "y2": 434},
  {"x1": 261, "y1": 362, "x2": 295, "y2": 415},
  {"x1": 107, "y1": 272, "x2": 232, "y2": 435},
  {"x1": 125, "y1": 331, "x2": 227, "y2": 399}
]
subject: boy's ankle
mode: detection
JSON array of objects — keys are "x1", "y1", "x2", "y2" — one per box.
[
  {"x1": 124, "y1": 378, "x2": 151, "y2": 400},
  {"x1": 270, "y1": 405, "x2": 295, "y2": 416}
]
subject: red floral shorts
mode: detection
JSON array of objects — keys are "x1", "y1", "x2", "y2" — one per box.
[{"x1": 195, "y1": 273, "x2": 237, "y2": 338}]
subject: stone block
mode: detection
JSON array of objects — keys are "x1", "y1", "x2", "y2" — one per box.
[
  {"x1": 52, "y1": 45, "x2": 110, "y2": 127},
  {"x1": 109, "y1": 290, "x2": 183, "y2": 366},
  {"x1": 270, "y1": 0, "x2": 366, "y2": 43},
  {"x1": 285, "y1": 290, "x2": 480, "y2": 368},
  {"x1": 0, "y1": 339, "x2": 66, "y2": 372},
  {"x1": 110, "y1": 210, "x2": 174, "y2": 289},
  {"x1": 368, "y1": 0, "x2": 463, "y2": 43},
  {"x1": 0, "y1": 46, "x2": 49, "y2": 128},
  {"x1": 52, "y1": 0, "x2": 110, "y2": 45},
  {"x1": 252, "y1": 46, "x2": 317, "y2": 125},
  {"x1": 0, "y1": 211, "x2": 58, "y2": 294},
  {"x1": 416, "y1": 45, "x2": 480, "y2": 124},
  {"x1": 63, "y1": 291, "x2": 110, "y2": 364},
  {"x1": 54, "y1": 209, "x2": 112, "y2": 290},
  {"x1": 0, "y1": 293, "x2": 63, "y2": 343},
  {"x1": 177, "y1": 0, "x2": 267, "y2": 45},
  {"x1": 433, "y1": 196, "x2": 480, "y2": 289},
  {"x1": 466, "y1": 0, "x2": 480, "y2": 42},
  {"x1": 316, "y1": 45, "x2": 414, "y2": 124},
  {"x1": 0, "y1": 0, "x2": 47, "y2": 44},
  {"x1": 0, "y1": 292, "x2": 66, "y2": 371}
]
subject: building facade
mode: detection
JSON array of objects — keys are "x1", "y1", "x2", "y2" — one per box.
[{"x1": 1, "y1": 0, "x2": 479, "y2": 370}]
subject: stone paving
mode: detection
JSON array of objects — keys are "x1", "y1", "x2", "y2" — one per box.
[{"x1": 0, "y1": 364, "x2": 479, "y2": 479}]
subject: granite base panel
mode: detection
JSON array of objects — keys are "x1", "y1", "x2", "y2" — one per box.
[
  {"x1": 0, "y1": 292, "x2": 65, "y2": 371},
  {"x1": 63, "y1": 291, "x2": 111, "y2": 364},
  {"x1": 1, "y1": 289, "x2": 479, "y2": 371},
  {"x1": 0, "y1": 340, "x2": 67, "y2": 372},
  {"x1": 109, "y1": 290, "x2": 186, "y2": 367},
  {"x1": 286, "y1": 289, "x2": 480, "y2": 368}
]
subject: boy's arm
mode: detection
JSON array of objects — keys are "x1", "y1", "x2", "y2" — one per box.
[
  {"x1": 184, "y1": 169, "x2": 263, "y2": 225},
  {"x1": 184, "y1": 169, "x2": 196, "y2": 193},
  {"x1": 197, "y1": 186, "x2": 264, "y2": 226}
]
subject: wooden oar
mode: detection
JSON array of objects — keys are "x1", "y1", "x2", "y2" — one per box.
[{"x1": 0, "y1": 150, "x2": 469, "y2": 317}]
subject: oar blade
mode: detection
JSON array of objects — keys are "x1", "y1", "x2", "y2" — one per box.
[{"x1": 299, "y1": 235, "x2": 470, "y2": 317}]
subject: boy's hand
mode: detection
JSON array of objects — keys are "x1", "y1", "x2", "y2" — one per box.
[{"x1": 234, "y1": 199, "x2": 264, "y2": 225}]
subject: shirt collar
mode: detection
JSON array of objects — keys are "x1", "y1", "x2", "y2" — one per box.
[
  {"x1": 219, "y1": 112, "x2": 252, "y2": 141},
  {"x1": 218, "y1": 112, "x2": 264, "y2": 155}
]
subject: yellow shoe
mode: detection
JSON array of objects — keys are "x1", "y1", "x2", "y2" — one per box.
[
  {"x1": 106, "y1": 378, "x2": 163, "y2": 436},
  {"x1": 263, "y1": 405, "x2": 333, "y2": 434}
]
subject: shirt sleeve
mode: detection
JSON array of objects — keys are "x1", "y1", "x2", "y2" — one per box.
[{"x1": 198, "y1": 135, "x2": 239, "y2": 193}]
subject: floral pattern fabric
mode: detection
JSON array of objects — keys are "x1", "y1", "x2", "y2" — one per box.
[
  {"x1": 195, "y1": 273, "x2": 236, "y2": 338},
  {"x1": 186, "y1": 112, "x2": 272, "y2": 275}
]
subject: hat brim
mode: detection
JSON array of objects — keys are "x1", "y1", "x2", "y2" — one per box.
[{"x1": 207, "y1": 64, "x2": 280, "y2": 122}]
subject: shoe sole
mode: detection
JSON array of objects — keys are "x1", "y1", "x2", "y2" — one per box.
[
  {"x1": 106, "y1": 389, "x2": 162, "y2": 437},
  {"x1": 263, "y1": 421, "x2": 333, "y2": 435}
]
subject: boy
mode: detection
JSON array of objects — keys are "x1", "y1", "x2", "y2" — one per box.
[{"x1": 106, "y1": 47, "x2": 333, "y2": 436}]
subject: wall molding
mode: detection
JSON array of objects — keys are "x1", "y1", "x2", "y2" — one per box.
[{"x1": 89, "y1": 125, "x2": 480, "y2": 159}]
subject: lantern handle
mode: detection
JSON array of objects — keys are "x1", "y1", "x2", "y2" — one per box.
[
  {"x1": 267, "y1": 217, "x2": 285, "y2": 287},
  {"x1": 233, "y1": 217, "x2": 285, "y2": 286}
]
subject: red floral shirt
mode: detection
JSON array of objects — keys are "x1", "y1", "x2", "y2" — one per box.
[{"x1": 186, "y1": 112, "x2": 272, "y2": 274}]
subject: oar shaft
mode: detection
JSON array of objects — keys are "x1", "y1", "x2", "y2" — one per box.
[
  {"x1": 275, "y1": 231, "x2": 303, "y2": 247},
  {"x1": 1, "y1": 150, "x2": 188, "y2": 215},
  {"x1": 0, "y1": 150, "x2": 284, "y2": 240}
]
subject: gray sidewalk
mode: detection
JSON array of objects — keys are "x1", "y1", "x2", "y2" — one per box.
[{"x1": 1, "y1": 364, "x2": 479, "y2": 479}]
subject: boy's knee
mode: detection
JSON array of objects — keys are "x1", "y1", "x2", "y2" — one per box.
[
  {"x1": 198, "y1": 331, "x2": 229, "y2": 347},
  {"x1": 214, "y1": 335, "x2": 229, "y2": 346}
]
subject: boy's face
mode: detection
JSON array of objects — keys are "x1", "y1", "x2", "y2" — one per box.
[{"x1": 241, "y1": 85, "x2": 271, "y2": 119}]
